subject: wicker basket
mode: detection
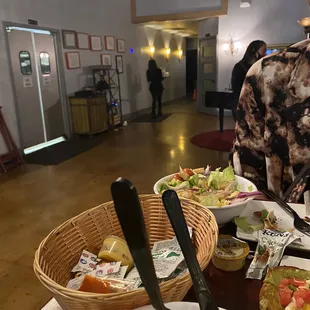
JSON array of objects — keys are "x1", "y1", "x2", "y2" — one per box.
[{"x1": 34, "y1": 195, "x2": 218, "y2": 310}]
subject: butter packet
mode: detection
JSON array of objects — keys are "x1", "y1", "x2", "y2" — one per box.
[
  {"x1": 67, "y1": 275, "x2": 85, "y2": 290},
  {"x1": 246, "y1": 229, "x2": 300, "y2": 280}
]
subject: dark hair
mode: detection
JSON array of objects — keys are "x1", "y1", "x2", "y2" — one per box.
[
  {"x1": 148, "y1": 59, "x2": 158, "y2": 72},
  {"x1": 242, "y1": 40, "x2": 266, "y2": 64}
]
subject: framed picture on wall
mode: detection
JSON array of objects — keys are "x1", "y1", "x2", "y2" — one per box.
[
  {"x1": 77, "y1": 33, "x2": 89, "y2": 49},
  {"x1": 89, "y1": 35, "x2": 102, "y2": 51},
  {"x1": 65, "y1": 52, "x2": 81, "y2": 69},
  {"x1": 101, "y1": 54, "x2": 112, "y2": 66},
  {"x1": 266, "y1": 43, "x2": 291, "y2": 55},
  {"x1": 104, "y1": 36, "x2": 115, "y2": 51},
  {"x1": 115, "y1": 55, "x2": 123, "y2": 74},
  {"x1": 62, "y1": 30, "x2": 77, "y2": 49},
  {"x1": 116, "y1": 39, "x2": 126, "y2": 53}
]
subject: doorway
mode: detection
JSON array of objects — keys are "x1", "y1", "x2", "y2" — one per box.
[
  {"x1": 5, "y1": 24, "x2": 68, "y2": 154},
  {"x1": 186, "y1": 38, "x2": 198, "y2": 97},
  {"x1": 197, "y1": 36, "x2": 217, "y2": 113}
]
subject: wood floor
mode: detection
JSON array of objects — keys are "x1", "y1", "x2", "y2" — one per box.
[{"x1": 0, "y1": 99, "x2": 234, "y2": 310}]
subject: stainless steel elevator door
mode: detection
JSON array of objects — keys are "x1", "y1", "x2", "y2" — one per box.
[
  {"x1": 8, "y1": 29, "x2": 45, "y2": 148},
  {"x1": 34, "y1": 32, "x2": 65, "y2": 141},
  {"x1": 7, "y1": 28, "x2": 65, "y2": 150}
]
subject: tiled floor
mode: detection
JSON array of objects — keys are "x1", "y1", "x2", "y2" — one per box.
[{"x1": 0, "y1": 99, "x2": 234, "y2": 310}]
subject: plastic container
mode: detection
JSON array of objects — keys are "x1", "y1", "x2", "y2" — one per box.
[
  {"x1": 212, "y1": 235, "x2": 249, "y2": 272},
  {"x1": 98, "y1": 235, "x2": 134, "y2": 270}
]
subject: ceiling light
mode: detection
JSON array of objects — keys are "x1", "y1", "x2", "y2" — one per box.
[{"x1": 240, "y1": 0, "x2": 251, "y2": 8}]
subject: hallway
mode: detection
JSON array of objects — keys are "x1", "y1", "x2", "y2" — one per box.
[{"x1": 0, "y1": 100, "x2": 234, "y2": 309}]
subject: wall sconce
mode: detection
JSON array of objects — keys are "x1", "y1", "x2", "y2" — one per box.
[
  {"x1": 177, "y1": 49, "x2": 183, "y2": 62},
  {"x1": 149, "y1": 46, "x2": 155, "y2": 58},
  {"x1": 223, "y1": 39, "x2": 241, "y2": 56},
  {"x1": 165, "y1": 48, "x2": 171, "y2": 61}
]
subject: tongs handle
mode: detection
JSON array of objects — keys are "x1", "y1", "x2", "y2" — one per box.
[{"x1": 162, "y1": 190, "x2": 218, "y2": 310}]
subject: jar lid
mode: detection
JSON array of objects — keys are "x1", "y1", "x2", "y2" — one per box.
[{"x1": 214, "y1": 234, "x2": 249, "y2": 261}]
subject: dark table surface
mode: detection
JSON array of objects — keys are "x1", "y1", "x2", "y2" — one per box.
[{"x1": 184, "y1": 222, "x2": 309, "y2": 310}]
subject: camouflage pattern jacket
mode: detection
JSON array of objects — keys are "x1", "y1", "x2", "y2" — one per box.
[{"x1": 231, "y1": 40, "x2": 310, "y2": 202}]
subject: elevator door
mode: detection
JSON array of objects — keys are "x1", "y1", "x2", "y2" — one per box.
[{"x1": 7, "y1": 28, "x2": 65, "y2": 150}]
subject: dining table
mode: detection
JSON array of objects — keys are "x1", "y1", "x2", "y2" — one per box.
[{"x1": 184, "y1": 221, "x2": 310, "y2": 310}]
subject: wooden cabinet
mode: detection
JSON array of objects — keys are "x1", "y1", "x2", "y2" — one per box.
[{"x1": 69, "y1": 96, "x2": 108, "y2": 135}]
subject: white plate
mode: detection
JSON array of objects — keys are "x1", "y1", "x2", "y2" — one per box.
[
  {"x1": 153, "y1": 173, "x2": 257, "y2": 225},
  {"x1": 236, "y1": 200, "x2": 310, "y2": 251},
  {"x1": 281, "y1": 255, "x2": 310, "y2": 269},
  {"x1": 135, "y1": 303, "x2": 225, "y2": 310},
  {"x1": 42, "y1": 300, "x2": 226, "y2": 310}
]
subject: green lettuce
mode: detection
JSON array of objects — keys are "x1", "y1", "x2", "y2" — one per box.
[
  {"x1": 208, "y1": 166, "x2": 236, "y2": 190},
  {"x1": 200, "y1": 195, "x2": 219, "y2": 206},
  {"x1": 265, "y1": 268, "x2": 310, "y2": 286},
  {"x1": 188, "y1": 175, "x2": 200, "y2": 187},
  {"x1": 234, "y1": 216, "x2": 264, "y2": 233},
  {"x1": 159, "y1": 183, "x2": 169, "y2": 193}
]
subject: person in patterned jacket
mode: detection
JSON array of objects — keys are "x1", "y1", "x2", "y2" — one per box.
[{"x1": 231, "y1": 39, "x2": 310, "y2": 203}]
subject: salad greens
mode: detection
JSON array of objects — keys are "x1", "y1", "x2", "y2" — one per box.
[
  {"x1": 234, "y1": 209, "x2": 284, "y2": 233},
  {"x1": 159, "y1": 166, "x2": 240, "y2": 207}
]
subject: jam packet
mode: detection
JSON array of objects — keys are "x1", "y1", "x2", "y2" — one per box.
[
  {"x1": 246, "y1": 229, "x2": 300, "y2": 280},
  {"x1": 71, "y1": 250, "x2": 97, "y2": 273},
  {"x1": 92, "y1": 261, "x2": 121, "y2": 278}
]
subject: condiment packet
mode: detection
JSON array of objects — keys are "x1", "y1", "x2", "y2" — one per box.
[
  {"x1": 66, "y1": 275, "x2": 85, "y2": 290},
  {"x1": 127, "y1": 238, "x2": 184, "y2": 280},
  {"x1": 246, "y1": 229, "x2": 300, "y2": 280},
  {"x1": 105, "y1": 266, "x2": 128, "y2": 280},
  {"x1": 91, "y1": 261, "x2": 121, "y2": 278},
  {"x1": 71, "y1": 250, "x2": 97, "y2": 273}
]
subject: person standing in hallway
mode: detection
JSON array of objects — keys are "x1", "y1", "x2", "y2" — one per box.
[
  {"x1": 147, "y1": 59, "x2": 164, "y2": 118},
  {"x1": 231, "y1": 40, "x2": 266, "y2": 120}
]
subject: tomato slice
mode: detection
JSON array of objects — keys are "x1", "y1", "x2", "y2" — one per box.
[
  {"x1": 254, "y1": 211, "x2": 262, "y2": 218},
  {"x1": 174, "y1": 174, "x2": 183, "y2": 181},
  {"x1": 295, "y1": 296, "x2": 305, "y2": 308},
  {"x1": 184, "y1": 168, "x2": 194, "y2": 176},
  {"x1": 279, "y1": 278, "x2": 290, "y2": 287},
  {"x1": 304, "y1": 290, "x2": 310, "y2": 303},
  {"x1": 279, "y1": 289, "x2": 293, "y2": 307},
  {"x1": 290, "y1": 278, "x2": 307, "y2": 287},
  {"x1": 294, "y1": 289, "x2": 310, "y2": 300}
]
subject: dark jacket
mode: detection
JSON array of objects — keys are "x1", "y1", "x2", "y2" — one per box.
[{"x1": 147, "y1": 68, "x2": 164, "y2": 92}]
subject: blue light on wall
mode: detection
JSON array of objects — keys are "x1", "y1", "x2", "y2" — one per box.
[{"x1": 129, "y1": 48, "x2": 134, "y2": 54}]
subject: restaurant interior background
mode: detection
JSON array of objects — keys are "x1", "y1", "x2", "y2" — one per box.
[
  {"x1": 0, "y1": 0, "x2": 308, "y2": 155},
  {"x1": 0, "y1": 0, "x2": 310, "y2": 309}
]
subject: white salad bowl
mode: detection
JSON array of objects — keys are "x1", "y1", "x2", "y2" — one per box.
[{"x1": 153, "y1": 174, "x2": 257, "y2": 225}]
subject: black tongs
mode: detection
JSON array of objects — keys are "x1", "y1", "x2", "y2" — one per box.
[
  {"x1": 162, "y1": 190, "x2": 218, "y2": 310},
  {"x1": 111, "y1": 178, "x2": 169, "y2": 310}
]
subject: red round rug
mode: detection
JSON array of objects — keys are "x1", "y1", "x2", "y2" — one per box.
[{"x1": 191, "y1": 129, "x2": 235, "y2": 152}]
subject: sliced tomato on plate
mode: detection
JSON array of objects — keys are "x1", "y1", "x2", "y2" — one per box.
[
  {"x1": 289, "y1": 278, "x2": 307, "y2": 287},
  {"x1": 279, "y1": 289, "x2": 293, "y2": 307},
  {"x1": 295, "y1": 295, "x2": 305, "y2": 308},
  {"x1": 254, "y1": 211, "x2": 262, "y2": 218},
  {"x1": 294, "y1": 288, "x2": 310, "y2": 301},
  {"x1": 278, "y1": 278, "x2": 290, "y2": 287}
]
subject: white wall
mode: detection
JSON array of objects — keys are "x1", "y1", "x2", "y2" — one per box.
[
  {"x1": 217, "y1": 0, "x2": 309, "y2": 90},
  {"x1": 0, "y1": 0, "x2": 185, "y2": 154},
  {"x1": 198, "y1": 17, "x2": 219, "y2": 38},
  {"x1": 136, "y1": 0, "x2": 221, "y2": 16}
]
